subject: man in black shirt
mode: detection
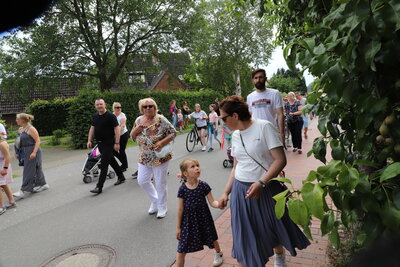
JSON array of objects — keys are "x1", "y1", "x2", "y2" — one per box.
[{"x1": 87, "y1": 99, "x2": 125, "y2": 194}]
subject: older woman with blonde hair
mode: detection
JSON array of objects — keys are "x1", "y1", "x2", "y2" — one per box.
[
  {"x1": 13, "y1": 113, "x2": 48, "y2": 199},
  {"x1": 112, "y1": 102, "x2": 129, "y2": 172},
  {"x1": 131, "y1": 98, "x2": 177, "y2": 218}
]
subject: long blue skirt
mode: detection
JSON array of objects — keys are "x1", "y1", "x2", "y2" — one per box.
[{"x1": 231, "y1": 179, "x2": 310, "y2": 267}]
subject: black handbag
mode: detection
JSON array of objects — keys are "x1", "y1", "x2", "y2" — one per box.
[{"x1": 239, "y1": 132, "x2": 288, "y2": 191}]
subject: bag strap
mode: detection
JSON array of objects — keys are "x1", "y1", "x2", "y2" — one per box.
[{"x1": 239, "y1": 132, "x2": 268, "y2": 172}]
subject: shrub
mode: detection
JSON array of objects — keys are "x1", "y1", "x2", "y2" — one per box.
[{"x1": 28, "y1": 98, "x2": 74, "y2": 136}]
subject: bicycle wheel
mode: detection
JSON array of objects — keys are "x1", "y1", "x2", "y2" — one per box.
[{"x1": 186, "y1": 130, "x2": 196, "y2": 152}]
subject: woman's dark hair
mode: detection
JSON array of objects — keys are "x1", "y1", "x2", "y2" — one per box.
[{"x1": 219, "y1": 95, "x2": 251, "y2": 121}]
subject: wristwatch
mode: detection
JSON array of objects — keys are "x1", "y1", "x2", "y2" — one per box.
[
  {"x1": 258, "y1": 179, "x2": 267, "y2": 188},
  {"x1": 3, "y1": 166, "x2": 8, "y2": 169}
]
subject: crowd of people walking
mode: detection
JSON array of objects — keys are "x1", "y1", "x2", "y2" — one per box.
[{"x1": 1, "y1": 67, "x2": 315, "y2": 267}]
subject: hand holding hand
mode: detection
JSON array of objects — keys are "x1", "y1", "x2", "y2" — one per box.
[{"x1": 0, "y1": 169, "x2": 7, "y2": 176}]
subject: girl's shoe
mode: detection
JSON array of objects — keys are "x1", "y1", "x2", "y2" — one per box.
[
  {"x1": 213, "y1": 251, "x2": 223, "y2": 266},
  {"x1": 5, "y1": 202, "x2": 16, "y2": 209},
  {"x1": 274, "y1": 252, "x2": 286, "y2": 267},
  {"x1": 0, "y1": 207, "x2": 6, "y2": 215}
]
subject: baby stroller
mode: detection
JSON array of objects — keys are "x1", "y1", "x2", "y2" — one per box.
[
  {"x1": 82, "y1": 145, "x2": 116, "y2": 184},
  {"x1": 223, "y1": 147, "x2": 234, "y2": 168}
]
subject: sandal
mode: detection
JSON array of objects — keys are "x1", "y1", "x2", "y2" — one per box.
[
  {"x1": 5, "y1": 202, "x2": 16, "y2": 209},
  {"x1": 0, "y1": 207, "x2": 6, "y2": 215}
]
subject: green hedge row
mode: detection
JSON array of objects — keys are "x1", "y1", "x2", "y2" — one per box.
[
  {"x1": 28, "y1": 98, "x2": 75, "y2": 136},
  {"x1": 30, "y1": 90, "x2": 223, "y2": 148}
]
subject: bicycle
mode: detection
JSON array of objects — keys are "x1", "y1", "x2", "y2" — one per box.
[{"x1": 186, "y1": 122, "x2": 209, "y2": 152}]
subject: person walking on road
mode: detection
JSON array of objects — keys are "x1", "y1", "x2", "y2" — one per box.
[
  {"x1": 188, "y1": 104, "x2": 208, "y2": 151},
  {"x1": 0, "y1": 131, "x2": 16, "y2": 214},
  {"x1": 285, "y1": 92, "x2": 304, "y2": 154},
  {"x1": 247, "y1": 69, "x2": 285, "y2": 147},
  {"x1": 13, "y1": 113, "x2": 49, "y2": 199},
  {"x1": 87, "y1": 99, "x2": 126, "y2": 194},
  {"x1": 112, "y1": 102, "x2": 129, "y2": 172},
  {"x1": 130, "y1": 98, "x2": 177, "y2": 219},
  {"x1": 175, "y1": 158, "x2": 223, "y2": 267},
  {"x1": 207, "y1": 104, "x2": 220, "y2": 152},
  {"x1": 218, "y1": 95, "x2": 310, "y2": 267}
]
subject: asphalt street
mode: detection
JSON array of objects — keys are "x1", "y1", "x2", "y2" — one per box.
[{"x1": 0, "y1": 132, "x2": 230, "y2": 267}]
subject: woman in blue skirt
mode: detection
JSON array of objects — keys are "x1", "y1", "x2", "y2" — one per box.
[{"x1": 218, "y1": 95, "x2": 310, "y2": 267}]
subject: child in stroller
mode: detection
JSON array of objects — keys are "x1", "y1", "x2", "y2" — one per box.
[
  {"x1": 82, "y1": 145, "x2": 116, "y2": 183},
  {"x1": 223, "y1": 146, "x2": 234, "y2": 168}
]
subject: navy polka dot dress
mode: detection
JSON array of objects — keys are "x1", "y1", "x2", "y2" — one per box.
[{"x1": 177, "y1": 180, "x2": 218, "y2": 253}]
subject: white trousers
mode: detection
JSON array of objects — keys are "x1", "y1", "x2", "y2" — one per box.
[{"x1": 137, "y1": 161, "x2": 169, "y2": 210}]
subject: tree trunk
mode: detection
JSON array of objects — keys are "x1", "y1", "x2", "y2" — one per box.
[{"x1": 234, "y1": 69, "x2": 241, "y2": 96}]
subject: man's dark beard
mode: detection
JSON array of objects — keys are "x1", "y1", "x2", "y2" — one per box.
[{"x1": 255, "y1": 82, "x2": 265, "y2": 89}]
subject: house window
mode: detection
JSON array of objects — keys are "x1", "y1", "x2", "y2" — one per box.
[{"x1": 129, "y1": 72, "x2": 145, "y2": 83}]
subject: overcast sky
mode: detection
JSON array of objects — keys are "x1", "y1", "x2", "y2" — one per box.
[{"x1": 261, "y1": 46, "x2": 315, "y2": 86}]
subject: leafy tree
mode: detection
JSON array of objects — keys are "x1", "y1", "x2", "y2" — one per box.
[
  {"x1": 233, "y1": 0, "x2": 400, "y2": 252},
  {"x1": 180, "y1": 0, "x2": 274, "y2": 96},
  {"x1": 0, "y1": 0, "x2": 195, "y2": 92},
  {"x1": 269, "y1": 68, "x2": 307, "y2": 93}
]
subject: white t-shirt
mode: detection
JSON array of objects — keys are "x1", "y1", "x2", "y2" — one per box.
[
  {"x1": 190, "y1": 110, "x2": 207, "y2": 127},
  {"x1": 117, "y1": 113, "x2": 128, "y2": 135},
  {"x1": 247, "y1": 88, "x2": 283, "y2": 128},
  {"x1": 231, "y1": 120, "x2": 282, "y2": 183}
]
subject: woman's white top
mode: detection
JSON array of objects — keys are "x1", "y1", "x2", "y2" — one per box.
[
  {"x1": 189, "y1": 110, "x2": 207, "y2": 127},
  {"x1": 231, "y1": 119, "x2": 282, "y2": 183},
  {"x1": 117, "y1": 113, "x2": 128, "y2": 135}
]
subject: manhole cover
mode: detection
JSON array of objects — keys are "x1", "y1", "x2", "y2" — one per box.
[{"x1": 40, "y1": 244, "x2": 116, "y2": 267}]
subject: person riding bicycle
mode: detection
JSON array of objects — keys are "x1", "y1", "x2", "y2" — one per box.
[{"x1": 188, "y1": 104, "x2": 208, "y2": 151}]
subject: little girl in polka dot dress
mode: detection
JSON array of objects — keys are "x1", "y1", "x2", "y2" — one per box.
[{"x1": 175, "y1": 158, "x2": 223, "y2": 267}]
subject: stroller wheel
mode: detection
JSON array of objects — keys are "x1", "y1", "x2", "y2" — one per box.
[
  {"x1": 83, "y1": 175, "x2": 92, "y2": 184},
  {"x1": 108, "y1": 171, "x2": 116, "y2": 179},
  {"x1": 223, "y1": 159, "x2": 229, "y2": 168}
]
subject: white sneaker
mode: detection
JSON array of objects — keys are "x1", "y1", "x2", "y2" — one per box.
[
  {"x1": 156, "y1": 208, "x2": 167, "y2": 219},
  {"x1": 274, "y1": 252, "x2": 286, "y2": 267},
  {"x1": 33, "y1": 184, "x2": 50, "y2": 193},
  {"x1": 201, "y1": 146, "x2": 207, "y2": 151},
  {"x1": 213, "y1": 251, "x2": 223, "y2": 266},
  {"x1": 148, "y1": 202, "x2": 158, "y2": 215},
  {"x1": 13, "y1": 190, "x2": 26, "y2": 199}
]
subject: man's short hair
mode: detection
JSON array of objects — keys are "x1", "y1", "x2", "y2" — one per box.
[{"x1": 252, "y1": 68, "x2": 266, "y2": 78}]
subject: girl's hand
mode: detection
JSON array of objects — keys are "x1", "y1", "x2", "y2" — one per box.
[
  {"x1": 1, "y1": 169, "x2": 7, "y2": 176},
  {"x1": 176, "y1": 228, "x2": 181, "y2": 240},
  {"x1": 29, "y1": 152, "x2": 37, "y2": 160},
  {"x1": 245, "y1": 182, "x2": 263, "y2": 199}
]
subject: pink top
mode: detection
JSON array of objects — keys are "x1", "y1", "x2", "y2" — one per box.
[
  {"x1": 0, "y1": 143, "x2": 13, "y2": 186},
  {"x1": 209, "y1": 111, "x2": 218, "y2": 123}
]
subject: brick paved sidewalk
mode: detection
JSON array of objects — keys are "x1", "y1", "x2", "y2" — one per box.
[{"x1": 172, "y1": 119, "x2": 330, "y2": 267}]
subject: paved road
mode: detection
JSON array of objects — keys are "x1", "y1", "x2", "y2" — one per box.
[{"x1": 0, "y1": 133, "x2": 230, "y2": 267}]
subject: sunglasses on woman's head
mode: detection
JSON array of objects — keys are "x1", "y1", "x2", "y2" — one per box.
[{"x1": 143, "y1": 105, "x2": 154, "y2": 109}]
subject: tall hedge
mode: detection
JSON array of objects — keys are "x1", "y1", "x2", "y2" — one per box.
[
  {"x1": 68, "y1": 90, "x2": 223, "y2": 148},
  {"x1": 28, "y1": 98, "x2": 75, "y2": 136}
]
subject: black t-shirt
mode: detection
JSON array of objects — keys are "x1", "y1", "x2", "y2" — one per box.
[{"x1": 92, "y1": 110, "x2": 119, "y2": 141}]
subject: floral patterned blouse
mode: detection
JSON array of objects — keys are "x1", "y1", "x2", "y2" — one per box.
[{"x1": 134, "y1": 115, "x2": 177, "y2": 167}]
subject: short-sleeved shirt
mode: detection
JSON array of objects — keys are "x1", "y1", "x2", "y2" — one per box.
[
  {"x1": 208, "y1": 111, "x2": 218, "y2": 123},
  {"x1": 134, "y1": 115, "x2": 177, "y2": 167},
  {"x1": 92, "y1": 111, "x2": 118, "y2": 142},
  {"x1": 0, "y1": 123, "x2": 7, "y2": 139},
  {"x1": 231, "y1": 120, "x2": 282, "y2": 183},
  {"x1": 190, "y1": 110, "x2": 207, "y2": 127},
  {"x1": 116, "y1": 113, "x2": 128, "y2": 135},
  {"x1": 247, "y1": 88, "x2": 283, "y2": 128}
]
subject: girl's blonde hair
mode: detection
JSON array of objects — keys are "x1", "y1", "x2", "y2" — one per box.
[
  {"x1": 138, "y1": 98, "x2": 159, "y2": 113},
  {"x1": 112, "y1": 102, "x2": 122, "y2": 112},
  {"x1": 287, "y1": 92, "x2": 296, "y2": 98},
  {"x1": 179, "y1": 158, "x2": 200, "y2": 179},
  {"x1": 17, "y1": 113, "x2": 34, "y2": 123}
]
